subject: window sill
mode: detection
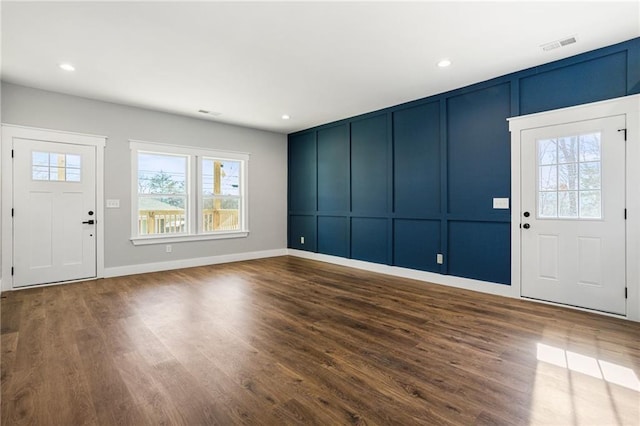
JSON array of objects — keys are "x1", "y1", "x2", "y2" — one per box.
[{"x1": 130, "y1": 231, "x2": 249, "y2": 246}]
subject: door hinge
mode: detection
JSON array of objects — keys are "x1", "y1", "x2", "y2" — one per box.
[
  {"x1": 11, "y1": 208, "x2": 14, "y2": 217},
  {"x1": 11, "y1": 149, "x2": 14, "y2": 158},
  {"x1": 618, "y1": 128, "x2": 627, "y2": 141},
  {"x1": 11, "y1": 267, "x2": 14, "y2": 276},
  {"x1": 624, "y1": 208, "x2": 627, "y2": 220},
  {"x1": 625, "y1": 287, "x2": 628, "y2": 299}
]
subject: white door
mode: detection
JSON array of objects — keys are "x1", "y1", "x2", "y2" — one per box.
[
  {"x1": 521, "y1": 115, "x2": 626, "y2": 315},
  {"x1": 13, "y1": 138, "x2": 97, "y2": 287}
]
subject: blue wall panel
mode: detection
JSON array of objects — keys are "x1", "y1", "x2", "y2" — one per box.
[
  {"x1": 447, "y1": 83, "x2": 511, "y2": 217},
  {"x1": 448, "y1": 221, "x2": 511, "y2": 285},
  {"x1": 351, "y1": 115, "x2": 389, "y2": 214},
  {"x1": 288, "y1": 132, "x2": 316, "y2": 212},
  {"x1": 393, "y1": 102, "x2": 440, "y2": 216},
  {"x1": 629, "y1": 39, "x2": 640, "y2": 94},
  {"x1": 351, "y1": 217, "x2": 388, "y2": 264},
  {"x1": 318, "y1": 216, "x2": 348, "y2": 257},
  {"x1": 393, "y1": 219, "x2": 440, "y2": 272},
  {"x1": 288, "y1": 38, "x2": 638, "y2": 285},
  {"x1": 289, "y1": 215, "x2": 316, "y2": 251},
  {"x1": 318, "y1": 125, "x2": 350, "y2": 212},
  {"x1": 520, "y1": 52, "x2": 627, "y2": 115}
]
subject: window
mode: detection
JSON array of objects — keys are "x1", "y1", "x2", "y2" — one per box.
[
  {"x1": 130, "y1": 140, "x2": 249, "y2": 245},
  {"x1": 32, "y1": 151, "x2": 81, "y2": 182},
  {"x1": 537, "y1": 132, "x2": 602, "y2": 219},
  {"x1": 202, "y1": 158, "x2": 241, "y2": 232},
  {"x1": 137, "y1": 152, "x2": 188, "y2": 235}
]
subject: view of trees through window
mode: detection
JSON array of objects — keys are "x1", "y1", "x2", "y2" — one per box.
[
  {"x1": 136, "y1": 152, "x2": 240, "y2": 235},
  {"x1": 538, "y1": 133, "x2": 602, "y2": 219},
  {"x1": 137, "y1": 153, "x2": 187, "y2": 235}
]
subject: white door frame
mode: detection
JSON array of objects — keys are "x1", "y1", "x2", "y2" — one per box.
[
  {"x1": 509, "y1": 95, "x2": 640, "y2": 322},
  {"x1": 1, "y1": 124, "x2": 107, "y2": 291}
]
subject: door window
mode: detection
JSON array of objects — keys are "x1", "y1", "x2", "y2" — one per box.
[
  {"x1": 32, "y1": 151, "x2": 81, "y2": 182},
  {"x1": 537, "y1": 133, "x2": 602, "y2": 219}
]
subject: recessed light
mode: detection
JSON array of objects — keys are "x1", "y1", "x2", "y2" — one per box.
[
  {"x1": 281, "y1": 114, "x2": 291, "y2": 120},
  {"x1": 59, "y1": 63, "x2": 75, "y2": 72},
  {"x1": 437, "y1": 59, "x2": 451, "y2": 68}
]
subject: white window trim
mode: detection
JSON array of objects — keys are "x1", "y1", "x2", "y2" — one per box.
[{"x1": 129, "y1": 140, "x2": 250, "y2": 245}]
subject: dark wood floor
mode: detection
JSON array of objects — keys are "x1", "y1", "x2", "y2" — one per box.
[{"x1": 2, "y1": 256, "x2": 639, "y2": 425}]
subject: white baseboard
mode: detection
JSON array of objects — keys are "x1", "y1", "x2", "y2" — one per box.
[
  {"x1": 104, "y1": 248, "x2": 288, "y2": 278},
  {"x1": 287, "y1": 249, "x2": 519, "y2": 299}
]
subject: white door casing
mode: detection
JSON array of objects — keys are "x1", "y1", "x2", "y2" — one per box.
[
  {"x1": 509, "y1": 95, "x2": 640, "y2": 322},
  {"x1": 1, "y1": 124, "x2": 106, "y2": 290},
  {"x1": 520, "y1": 116, "x2": 626, "y2": 314},
  {"x1": 13, "y1": 139, "x2": 97, "y2": 287}
]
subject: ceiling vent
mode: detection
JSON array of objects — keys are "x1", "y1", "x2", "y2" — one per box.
[
  {"x1": 198, "y1": 109, "x2": 222, "y2": 117},
  {"x1": 541, "y1": 35, "x2": 577, "y2": 52}
]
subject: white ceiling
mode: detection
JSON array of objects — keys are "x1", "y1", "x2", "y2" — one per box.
[{"x1": 2, "y1": 1, "x2": 639, "y2": 134}]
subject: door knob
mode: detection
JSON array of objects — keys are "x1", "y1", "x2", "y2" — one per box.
[
  {"x1": 523, "y1": 211, "x2": 530, "y2": 217},
  {"x1": 523, "y1": 223, "x2": 530, "y2": 229},
  {"x1": 82, "y1": 220, "x2": 95, "y2": 225},
  {"x1": 88, "y1": 210, "x2": 94, "y2": 216}
]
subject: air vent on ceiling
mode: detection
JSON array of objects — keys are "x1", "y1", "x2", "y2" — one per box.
[
  {"x1": 198, "y1": 109, "x2": 222, "y2": 117},
  {"x1": 541, "y1": 35, "x2": 577, "y2": 52}
]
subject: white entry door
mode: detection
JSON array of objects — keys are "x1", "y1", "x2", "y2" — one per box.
[
  {"x1": 13, "y1": 138, "x2": 97, "y2": 287},
  {"x1": 521, "y1": 115, "x2": 626, "y2": 315}
]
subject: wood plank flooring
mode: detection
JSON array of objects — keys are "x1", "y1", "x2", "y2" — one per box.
[{"x1": 2, "y1": 256, "x2": 639, "y2": 425}]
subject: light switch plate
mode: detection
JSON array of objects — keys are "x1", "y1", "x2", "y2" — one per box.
[
  {"x1": 106, "y1": 199, "x2": 120, "y2": 208},
  {"x1": 493, "y1": 198, "x2": 509, "y2": 209}
]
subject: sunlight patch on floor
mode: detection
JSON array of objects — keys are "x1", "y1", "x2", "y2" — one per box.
[
  {"x1": 528, "y1": 343, "x2": 640, "y2": 425},
  {"x1": 536, "y1": 343, "x2": 640, "y2": 392}
]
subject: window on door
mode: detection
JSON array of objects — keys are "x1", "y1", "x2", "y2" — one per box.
[
  {"x1": 537, "y1": 132, "x2": 602, "y2": 219},
  {"x1": 130, "y1": 140, "x2": 249, "y2": 244},
  {"x1": 32, "y1": 151, "x2": 82, "y2": 182}
]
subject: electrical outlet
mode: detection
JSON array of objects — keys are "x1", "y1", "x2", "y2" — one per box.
[
  {"x1": 166, "y1": 245, "x2": 172, "y2": 253},
  {"x1": 300, "y1": 236, "x2": 305, "y2": 244},
  {"x1": 493, "y1": 197, "x2": 509, "y2": 209},
  {"x1": 106, "y1": 199, "x2": 120, "y2": 208},
  {"x1": 436, "y1": 253, "x2": 444, "y2": 264}
]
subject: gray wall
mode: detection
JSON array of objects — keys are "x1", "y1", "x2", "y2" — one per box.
[{"x1": 1, "y1": 82, "x2": 287, "y2": 271}]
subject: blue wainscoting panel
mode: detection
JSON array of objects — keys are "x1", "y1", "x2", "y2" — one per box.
[
  {"x1": 318, "y1": 124, "x2": 350, "y2": 212},
  {"x1": 629, "y1": 39, "x2": 640, "y2": 94},
  {"x1": 351, "y1": 217, "x2": 388, "y2": 264},
  {"x1": 288, "y1": 38, "x2": 638, "y2": 286},
  {"x1": 520, "y1": 52, "x2": 627, "y2": 115},
  {"x1": 318, "y1": 216, "x2": 349, "y2": 258},
  {"x1": 447, "y1": 83, "x2": 511, "y2": 217},
  {"x1": 351, "y1": 115, "x2": 389, "y2": 214},
  {"x1": 448, "y1": 221, "x2": 511, "y2": 284},
  {"x1": 393, "y1": 102, "x2": 440, "y2": 216},
  {"x1": 393, "y1": 219, "x2": 441, "y2": 272},
  {"x1": 288, "y1": 132, "x2": 316, "y2": 212},
  {"x1": 289, "y1": 215, "x2": 316, "y2": 251}
]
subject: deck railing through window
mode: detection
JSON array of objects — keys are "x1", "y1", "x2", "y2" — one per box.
[
  {"x1": 138, "y1": 209, "x2": 239, "y2": 234},
  {"x1": 203, "y1": 209, "x2": 239, "y2": 231}
]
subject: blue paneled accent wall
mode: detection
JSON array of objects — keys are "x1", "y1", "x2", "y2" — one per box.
[{"x1": 287, "y1": 37, "x2": 640, "y2": 286}]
